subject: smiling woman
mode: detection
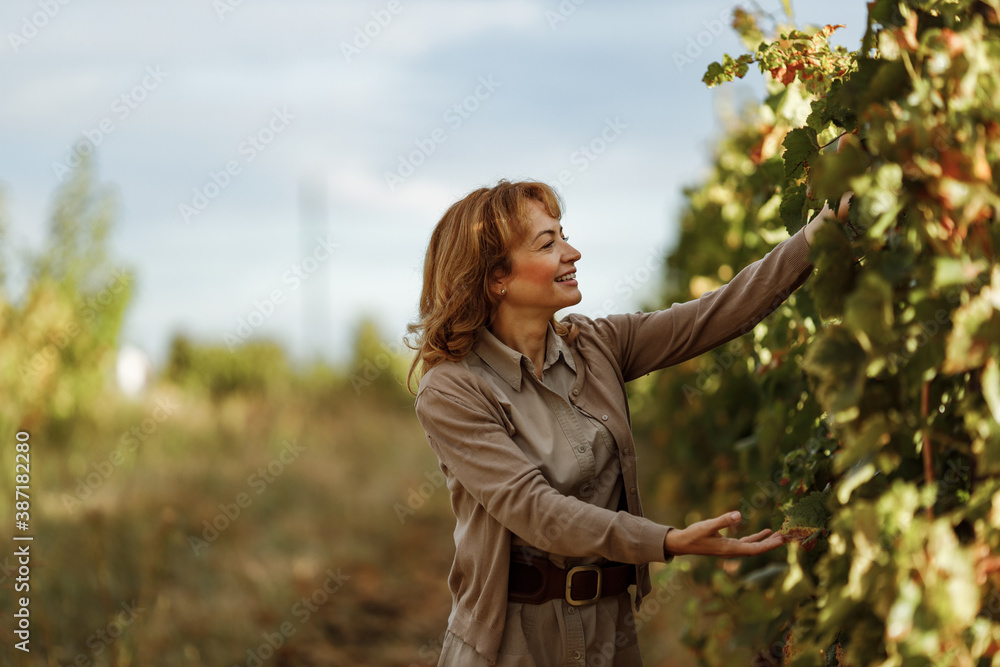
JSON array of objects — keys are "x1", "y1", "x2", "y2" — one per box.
[
  {"x1": 488, "y1": 198, "x2": 583, "y2": 376},
  {"x1": 404, "y1": 179, "x2": 834, "y2": 666}
]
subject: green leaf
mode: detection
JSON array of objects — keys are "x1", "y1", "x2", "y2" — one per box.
[
  {"x1": 863, "y1": 60, "x2": 911, "y2": 106},
  {"x1": 808, "y1": 221, "x2": 857, "y2": 319},
  {"x1": 802, "y1": 325, "x2": 867, "y2": 417},
  {"x1": 844, "y1": 272, "x2": 895, "y2": 347},
  {"x1": 810, "y1": 141, "x2": 871, "y2": 202},
  {"x1": 781, "y1": 489, "x2": 832, "y2": 534},
  {"x1": 780, "y1": 181, "x2": 809, "y2": 236},
  {"x1": 783, "y1": 127, "x2": 820, "y2": 179},
  {"x1": 807, "y1": 82, "x2": 856, "y2": 132},
  {"x1": 703, "y1": 61, "x2": 726, "y2": 87}
]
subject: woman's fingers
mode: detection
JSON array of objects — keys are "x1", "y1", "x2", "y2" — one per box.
[
  {"x1": 749, "y1": 531, "x2": 787, "y2": 552},
  {"x1": 700, "y1": 511, "x2": 743, "y2": 537},
  {"x1": 835, "y1": 191, "x2": 852, "y2": 221},
  {"x1": 668, "y1": 512, "x2": 788, "y2": 557},
  {"x1": 727, "y1": 531, "x2": 785, "y2": 556},
  {"x1": 739, "y1": 528, "x2": 774, "y2": 543}
]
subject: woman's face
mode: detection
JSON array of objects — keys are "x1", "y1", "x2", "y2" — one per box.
[{"x1": 498, "y1": 199, "x2": 582, "y2": 316}]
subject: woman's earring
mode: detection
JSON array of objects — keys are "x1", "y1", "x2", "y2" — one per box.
[{"x1": 500, "y1": 288, "x2": 506, "y2": 295}]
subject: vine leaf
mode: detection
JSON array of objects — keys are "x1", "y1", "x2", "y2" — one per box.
[
  {"x1": 783, "y1": 127, "x2": 820, "y2": 179},
  {"x1": 780, "y1": 181, "x2": 809, "y2": 235},
  {"x1": 780, "y1": 489, "x2": 832, "y2": 543}
]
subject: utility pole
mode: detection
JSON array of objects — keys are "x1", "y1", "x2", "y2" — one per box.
[{"x1": 297, "y1": 176, "x2": 331, "y2": 362}]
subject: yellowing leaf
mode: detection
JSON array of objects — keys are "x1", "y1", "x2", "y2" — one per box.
[
  {"x1": 983, "y1": 358, "x2": 1000, "y2": 425},
  {"x1": 934, "y1": 257, "x2": 988, "y2": 290},
  {"x1": 838, "y1": 462, "x2": 877, "y2": 504}
]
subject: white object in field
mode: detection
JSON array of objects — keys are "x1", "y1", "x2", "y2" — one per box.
[{"x1": 116, "y1": 344, "x2": 152, "y2": 397}]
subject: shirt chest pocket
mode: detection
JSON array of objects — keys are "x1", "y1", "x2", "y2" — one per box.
[{"x1": 572, "y1": 404, "x2": 617, "y2": 457}]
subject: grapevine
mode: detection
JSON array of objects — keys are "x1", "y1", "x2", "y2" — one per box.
[{"x1": 636, "y1": 1, "x2": 1000, "y2": 664}]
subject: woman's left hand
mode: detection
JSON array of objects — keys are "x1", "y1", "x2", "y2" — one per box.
[{"x1": 663, "y1": 511, "x2": 786, "y2": 558}]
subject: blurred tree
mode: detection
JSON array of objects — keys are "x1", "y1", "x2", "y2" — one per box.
[
  {"x1": 164, "y1": 333, "x2": 291, "y2": 402},
  {"x1": 347, "y1": 316, "x2": 412, "y2": 406},
  {"x1": 0, "y1": 156, "x2": 133, "y2": 444}
]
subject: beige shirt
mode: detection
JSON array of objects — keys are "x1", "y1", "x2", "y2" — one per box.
[
  {"x1": 471, "y1": 322, "x2": 625, "y2": 570},
  {"x1": 414, "y1": 229, "x2": 813, "y2": 664},
  {"x1": 433, "y1": 324, "x2": 645, "y2": 667}
]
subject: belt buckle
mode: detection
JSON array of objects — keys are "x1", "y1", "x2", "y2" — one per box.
[{"x1": 565, "y1": 564, "x2": 602, "y2": 606}]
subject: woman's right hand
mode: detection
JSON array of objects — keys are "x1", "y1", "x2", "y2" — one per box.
[{"x1": 663, "y1": 511, "x2": 786, "y2": 558}]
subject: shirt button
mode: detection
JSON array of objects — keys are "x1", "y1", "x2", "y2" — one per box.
[
  {"x1": 630, "y1": 487, "x2": 637, "y2": 494},
  {"x1": 578, "y1": 446, "x2": 586, "y2": 453},
  {"x1": 573, "y1": 651, "x2": 582, "y2": 659},
  {"x1": 573, "y1": 389, "x2": 579, "y2": 395},
  {"x1": 623, "y1": 448, "x2": 630, "y2": 455},
  {"x1": 601, "y1": 414, "x2": 608, "y2": 421},
  {"x1": 567, "y1": 607, "x2": 576, "y2": 615}
]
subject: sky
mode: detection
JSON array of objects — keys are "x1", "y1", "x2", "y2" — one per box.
[{"x1": 0, "y1": 0, "x2": 868, "y2": 368}]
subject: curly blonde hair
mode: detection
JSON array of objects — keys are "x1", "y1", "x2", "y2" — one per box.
[{"x1": 406, "y1": 180, "x2": 579, "y2": 393}]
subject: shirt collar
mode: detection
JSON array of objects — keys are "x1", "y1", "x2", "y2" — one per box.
[{"x1": 473, "y1": 320, "x2": 576, "y2": 391}]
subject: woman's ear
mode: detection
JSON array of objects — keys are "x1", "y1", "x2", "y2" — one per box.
[{"x1": 489, "y1": 270, "x2": 507, "y2": 298}]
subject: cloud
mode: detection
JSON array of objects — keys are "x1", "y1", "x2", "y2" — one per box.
[{"x1": 0, "y1": 0, "x2": 870, "y2": 364}]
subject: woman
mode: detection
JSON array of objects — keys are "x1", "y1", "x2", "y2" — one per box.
[{"x1": 406, "y1": 180, "x2": 838, "y2": 666}]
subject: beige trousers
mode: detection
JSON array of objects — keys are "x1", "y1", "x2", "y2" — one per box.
[{"x1": 437, "y1": 591, "x2": 643, "y2": 667}]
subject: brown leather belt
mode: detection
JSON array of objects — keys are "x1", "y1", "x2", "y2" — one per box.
[{"x1": 508, "y1": 551, "x2": 635, "y2": 606}]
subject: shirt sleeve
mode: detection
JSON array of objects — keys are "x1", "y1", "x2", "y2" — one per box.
[
  {"x1": 590, "y1": 228, "x2": 813, "y2": 383},
  {"x1": 414, "y1": 382, "x2": 671, "y2": 565}
]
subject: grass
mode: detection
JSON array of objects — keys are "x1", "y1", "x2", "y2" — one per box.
[{"x1": 0, "y1": 375, "x2": 698, "y2": 666}]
